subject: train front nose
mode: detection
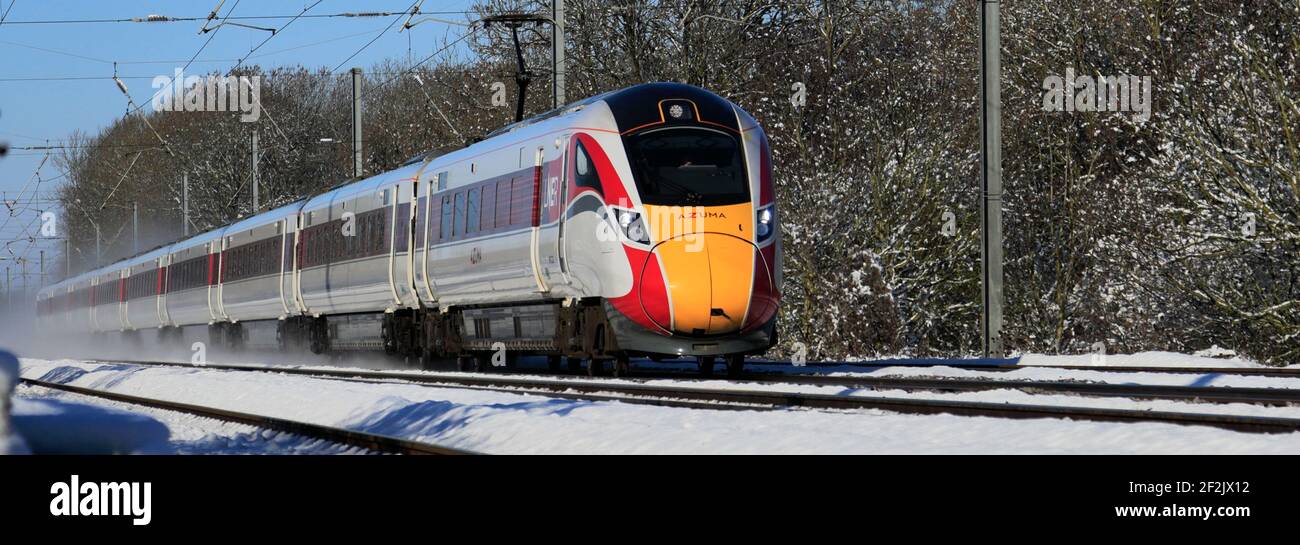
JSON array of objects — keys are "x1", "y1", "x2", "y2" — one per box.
[{"x1": 642, "y1": 233, "x2": 756, "y2": 336}]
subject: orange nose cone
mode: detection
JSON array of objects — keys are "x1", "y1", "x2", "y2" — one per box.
[{"x1": 641, "y1": 233, "x2": 755, "y2": 336}]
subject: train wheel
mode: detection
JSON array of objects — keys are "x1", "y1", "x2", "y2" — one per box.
[
  {"x1": 456, "y1": 355, "x2": 472, "y2": 372},
  {"x1": 308, "y1": 318, "x2": 329, "y2": 355},
  {"x1": 725, "y1": 354, "x2": 745, "y2": 378},
  {"x1": 697, "y1": 356, "x2": 716, "y2": 377},
  {"x1": 567, "y1": 357, "x2": 582, "y2": 374},
  {"x1": 587, "y1": 359, "x2": 606, "y2": 377},
  {"x1": 546, "y1": 355, "x2": 562, "y2": 373},
  {"x1": 612, "y1": 355, "x2": 631, "y2": 378}
]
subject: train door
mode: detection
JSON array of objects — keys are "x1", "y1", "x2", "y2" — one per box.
[
  {"x1": 207, "y1": 239, "x2": 225, "y2": 323},
  {"x1": 290, "y1": 212, "x2": 308, "y2": 316},
  {"x1": 90, "y1": 278, "x2": 100, "y2": 330},
  {"x1": 117, "y1": 269, "x2": 129, "y2": 330},
  {"x1": 533, "y1": 138, "x2": 571, "y2": 291},
  {"x1": 412, "y1": 171, "x2": 442, "y2": 304},
  {"x1": 278, "y1": 217, "x2": 294, "y2": 317},
  {"x1": 406, "y1": 159, "x2": 438, "y2": 308},
  {"x1": 157, "y1": 256, "x2": 170, "y2": 326},
  {"x1": 385, "y1": 180, "x2": 418, "y2": 309}
]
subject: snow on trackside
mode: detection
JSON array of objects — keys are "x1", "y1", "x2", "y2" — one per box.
[
  {"x1": 7, "y1": 394, "x2": 171, "y2": 454},
  {"x1": 1016, "y1": 350, "x2": 1281, "y2": 369},
  {"x1": 14, "y1": 385, "x2": 372, "y2": 455},
  {"x1": 1, "y1": 350, "x2": 29, "y2": 454},
  {"x1": 17, "y1": 358, "x2": 1300, "y2": 454},
  {"x1": 804, "y1": 365, "x2": 1300, "y2": 390}
]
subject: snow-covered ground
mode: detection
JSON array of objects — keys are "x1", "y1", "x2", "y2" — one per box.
[
  {"x1": 1016, "y1": 349, "x2": 1286, "y2": 369},
  {"x1": 13, "y1": 355, "x2": 1300, "y2": 454},
  {"x1": 14, "y1": 385, "x2": 370, "y2": 454}
]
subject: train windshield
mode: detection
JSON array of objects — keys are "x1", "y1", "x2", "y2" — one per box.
[{"x1": 624, "y1": 127, "x2": 749, "y2": 206}]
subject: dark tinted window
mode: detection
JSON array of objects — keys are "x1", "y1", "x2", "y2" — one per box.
[
  {"x1": 625, "y1": 128, "x2": 748, "y2": 205},
  {"x1": 466, "y1": 188, "x2": 481, "y2": 234},
  {"x1": 495, "y1": 180, "x2": 511, "y2": 228},
  {"x1": 453, "y1": 192, "x2": 465, "y2": 237},
  {"x1": 440, "y1": 196, "x2": 453, "y2": 240},
  {"x1": 574, "y1": 141, "x2": 601, "y2": 191}
]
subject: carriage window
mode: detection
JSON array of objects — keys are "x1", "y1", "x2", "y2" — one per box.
[
  {"x1": 575, "y1": 141, "x2": 601, "y2": 191},
  {"x1": 440, "y1": 196, "x2": 453, "y2": 241},
  {"x1": 466, "y1": 188, "x2": 481, "y2": 234},
  {"x1": 437, "y1": 172, "x2": 448, "y2": 190},
  {"x1": 495, "y1": 180, "x2": 511, "y2": 228},
  {"x1": 624, "y1": 127, "x2": 748, "y2": 206},
  {"x1": 452, "y1": 192, "x2": 466, "y2": 237},
  {"x1": 481, "y1": 183, "x2": 496, "y2": 231}
]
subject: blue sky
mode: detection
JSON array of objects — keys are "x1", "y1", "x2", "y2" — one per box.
[{"x1": 0, "y1": 0, "x2": 477, "y2": 275}]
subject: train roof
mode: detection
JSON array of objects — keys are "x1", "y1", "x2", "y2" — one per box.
[
  {"x1": 301, "y1": 162, "x2": 425, "y2": 211},
  {"x1": 221, "y1": 199, "x2": 306, "y2": 235},
  {"x1": 41, "y1": 83, "x2": 743, "y2": 295},
  {"x1": 486, "y1": 82, "x2": 742, "y2": 138},
  {"x1": 116, "y1": 245, "x2": 172, "y2": 270}
]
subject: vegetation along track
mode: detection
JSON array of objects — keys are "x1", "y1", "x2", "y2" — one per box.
[
  {"x1": 20, "y1": 376, "x2": 474, "y2": 455},
  {"x1": 63, "y1": 359, "x2": 1300, "y2": 434}
]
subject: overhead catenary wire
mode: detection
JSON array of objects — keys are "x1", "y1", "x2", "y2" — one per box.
[
  {"x1": 331, "y1": 1, "x2": 421, "y2": 73},
  {"x1": 226, "y1": 0, "x2": 323, "y2": 74},
  {"x1": 3, "y1": 5, "x2": 489, "y2": 278},
  {"x1": 0, "y1": 10, "x2": 469, "y2": 26}
]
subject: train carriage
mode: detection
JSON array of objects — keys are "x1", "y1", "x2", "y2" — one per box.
[
  {"x1": 216, "y1": 202, "x2": 303, "y2": 323},
  {"x1": 119, "y1": 247, "x2": 170, "y2": 332},
  {"x1": 38, "y1": 83, "x2": 780, "y2": 376},
  {"x1": 159, "y1": 229, "x2": 223, "y2": 329}
]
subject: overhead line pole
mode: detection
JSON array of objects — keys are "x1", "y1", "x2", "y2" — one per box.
[
  {"x1": 183, "y1": 173, "x2": 190, "y2": 236},
  {"x1": 351, "y1": 67, "x2": 363, "y2": 178},
  {"x1": 979, "y1": 0, "x2": 1005, "y2": 358},
  {"x1": 552, "y1": 0, "x2": 565, "y2": 109},
  {"x1": 251, "y1": 131, "x2": 259, "y2": 211}
]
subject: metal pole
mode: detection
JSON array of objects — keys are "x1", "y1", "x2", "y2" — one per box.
[
  {"x1": 64, "y1": 238, "x2": 70, "y2": 278},
  {"x1": 183, "y1": 173, "x2": 189, "y2": 236},
  {"x1": 95, "y1": 224, "x2": 101, "y2": 265},
  {"x1": 552, "y1": 0, "x2": 565, "y2": 109},
  {"x1": 133, "y1": 201, "x2": 139, "y2": 254},
  {"x1": 351, "y1": 67, "x2": 363, "y2": 178},
  {"x1": 39, "y1": 250, "x2": 44, "y2": 288},
  {"x1": 251, "y1": 130, "x2": 259, "y2": 211},
  {"x1": 980, "y1": 0, "x2": 1004, "y2": 358}
]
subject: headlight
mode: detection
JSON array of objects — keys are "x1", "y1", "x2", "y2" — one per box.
[
  {"x1": 612, "y1": 207, "x2": 651, "y2": 245},
  {"x1": 756, "y1": 205, "x2": 776, "y2": 243}
]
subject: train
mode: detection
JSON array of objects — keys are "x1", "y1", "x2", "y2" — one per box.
[{"x1": 34, "y1": 82, "x2": 781, "y2": 377}]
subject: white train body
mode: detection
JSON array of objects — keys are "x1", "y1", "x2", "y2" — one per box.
[{"x1": 36, "y1": 83, "x2": 780, "y2": 364}]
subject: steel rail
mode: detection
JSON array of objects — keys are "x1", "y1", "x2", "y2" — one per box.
[
  {"x1": 73, "y1": 359, "x2": 1300, "y2": 434},
  {"x1": 711, "y1": 374, "x2": 1300, "y2": 406},
  {"x1": 20, "y1": 376, "x2": 475, "y2": 455},
  {"x1": 780, "y1": 361, "x2": 1300, "y2": 378}
]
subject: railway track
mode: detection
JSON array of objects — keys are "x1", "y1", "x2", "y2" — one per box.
[
  {"x1": 63, "y1": 359, "x2": 1300, "y2": 434},
  {"x1": 20, "y1": 376, "x2": 474, "y2": 455},
  {"x1": 774, "y1": 360, "x2": 1300, "y2": 378},
  {"x1": 690, "y1": 373, "x2": 1300, "y2": 406}
]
